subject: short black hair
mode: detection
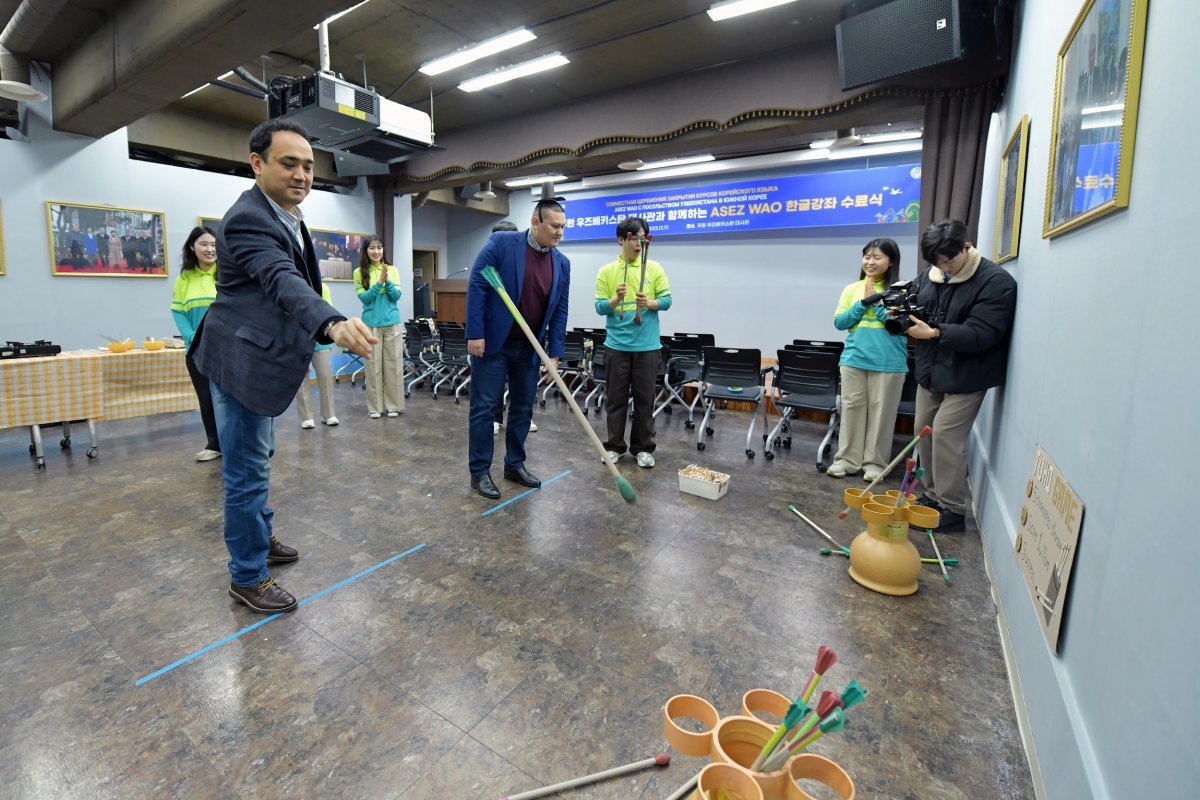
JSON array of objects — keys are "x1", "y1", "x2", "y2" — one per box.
[
  {"x1": 616, "y1": 216, "x2": 648, "y2": 240},
  {"x1": 861, "y1": 238, "x2": 901, "y2": 285},
  {"x1": 920, "y1": 219, "x2": 969, "y2": 265},
  {"x1": 249, "y1": 118, "x2": 311, "y2": 160},
  {"x1": 492, "y1": 220, "x2": 518, "y2": 232},
  {"x1": 534, "y1": 200, "x2": 564, "y2": 221}
]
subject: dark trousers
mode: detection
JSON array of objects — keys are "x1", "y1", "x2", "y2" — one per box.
[
  {"x1": 186, "y1": 351, "x2": 221, "y2": 452},
  {"x1": 603, "y1": 346, "x2": 659, "y2": 455},
  {"x1": 468, "y1": 340, "x2": 538, "y2": 475}
]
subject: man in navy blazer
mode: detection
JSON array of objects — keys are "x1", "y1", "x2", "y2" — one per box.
[
  {"x1": 192, "y1": 118, "x2": 375, "y2": 614},
  {"x1": 465, "y1": 200, "x2": 570, "y2": 499}
]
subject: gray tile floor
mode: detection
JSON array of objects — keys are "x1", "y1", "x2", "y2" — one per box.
[{"x1": 0, "y1": 379, "x2": 1033, "y2": 799}]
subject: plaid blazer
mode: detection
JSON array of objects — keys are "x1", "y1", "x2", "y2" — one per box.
[{"x1": 192, "y1": 186, "x2": 343, "y2": 416}]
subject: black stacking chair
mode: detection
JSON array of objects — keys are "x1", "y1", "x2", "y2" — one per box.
[
  {"x1": 583, "y1": 344, "x2": 608, "y2": 415},
  {"x1": 661, "y1": 334, "x2": 707, "y2": 426},
  {"x1": 403, "y1": 321, "x2": 438, "y2": 397},
  {"x1": 540, "y1": 331, "x2": 589, "y2": 406},
  {"x1": 432, "y1": 326, "x2": 471, "y2": 403},
  {"x1": 790, "y1": 339, "x2": 844, "y2": 357},
  {"x1": 333, "y1": 343, "x2": 366, "y2": 385},
  {"x1": 763, "y1": 348, "x2": 841, "y2": 469},
  {"x1": 696, "y1": 346, "x2": 765, "y2": 459}
]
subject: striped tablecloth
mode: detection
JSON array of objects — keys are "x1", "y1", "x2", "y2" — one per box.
[
  {"x1": 99, "y1": 348, "x2": 198, "y2": 421},
  {"x1": 0, "y1": 348, "x2": 198, "y2": 430},
  {"x1": 0, "y1": 351, "x2": 105, "y2": 429}
]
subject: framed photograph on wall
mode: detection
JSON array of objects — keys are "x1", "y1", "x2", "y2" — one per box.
[
  {"x1": 198, "y1": 216, "x2": 222, "y2": 232},
  {"x1": 1043, "y1": 0, "x2": 1149, "y2": 238},
  {"x1": 46, "y1": 201, "x2": 168, "y2": 277},
  {"x1": 994, "y1": 115, "x2": 1031, "y2": 264},
  {"x1": 310, "y1": 227, "x2": 370, "y2": 282}
]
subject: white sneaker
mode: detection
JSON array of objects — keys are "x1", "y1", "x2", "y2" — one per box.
[
  {"x1": 324, "y1": 416, "x2": 339, "y2": 426},
  {"x1": 529, "y1": 421, "x2": 538, "y2": 432},
  {"x1": 604, "y1": 450, "x2": 621, "y2": 464},
  {"x1": 195, "y1": 448, "x2": 221, "y2": 462},
  {"x1": 493, "y1": 421, "x2": 501, "y2": 435},
  {"x1": 387, "y1": 410, "x2": 399, "y2": 418},
  {"x1": 826, "y1": 463, "x2": 848, "y2": 478},
  {"x1": 369, "y1": 412, "x2": 382, "y2": 419},
  {"x1": 635, "y1": 451, "x2": 655, "y2": 469},
  {"x1": 300, "y1": 419, "x2": 316, "y2": 429},
  {"x1": 863, "y1": 467, "x2": 883, "y2": 482}
]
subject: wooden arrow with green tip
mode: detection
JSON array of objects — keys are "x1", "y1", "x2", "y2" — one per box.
[{"x1": 479, "y1": 266, "x2": 635, "y2": 503}]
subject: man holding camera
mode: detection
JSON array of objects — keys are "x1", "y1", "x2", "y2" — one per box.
[{"x1": 903, "y1": 219, "x2": 1017, "y2": 532}]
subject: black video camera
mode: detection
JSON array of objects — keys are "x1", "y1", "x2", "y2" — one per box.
[{"x1": 864, "y1": 280, "x2": 932, "y2": 335}]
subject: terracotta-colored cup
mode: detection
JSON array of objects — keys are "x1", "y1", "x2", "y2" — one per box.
[
  {"x1": 786, "y1": 754, "x2": 856, "y2": 800},
  {"x1": 697, "y1": 762, "x2": 766, "y2": 800},
  {"x1": 742, "y1": 688, "x2": 791, "y2": 725},
  {"x1": 905, "y1": 504, "x2": 940, "y2": 529},
  {"x1": 664, "y1": 694, "x2": 721, "y2": 757},
  {"x1": 843, "y1": 487, "x2": 873, "y2": 509}
]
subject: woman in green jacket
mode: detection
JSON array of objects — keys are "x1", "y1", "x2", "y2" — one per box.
[
  {"x1": 171, "y1": 226, "x2": 220, "y2": 461},
  {"x1": 353, "y1": 235, "x2": 404, "y2": 417}
]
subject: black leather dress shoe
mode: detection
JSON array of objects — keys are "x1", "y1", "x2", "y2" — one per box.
[
  {"x1": 267, "y1": 535, "x2": 299, "y2": 564},
  {"x1": 503, "y1": 466, "x2": 542, "y2": 488},
  {"x1": 471, "y1": 472, "x2": 501, "y2": 499},
  {"x1": 229, "y1": 578, "x2": 298, "y2": 613}
]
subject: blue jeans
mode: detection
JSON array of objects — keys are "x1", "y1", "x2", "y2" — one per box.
[
  {"x1": 210, "y1": 379, "x2": 276, "y2": 586},
  {"x1": 468, "y1": 339, "x2": 538, "y2": 476}
]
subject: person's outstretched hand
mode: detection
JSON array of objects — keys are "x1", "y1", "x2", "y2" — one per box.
[{"x1": 330, "y1": 318, "x2": 377, "y2": 358}]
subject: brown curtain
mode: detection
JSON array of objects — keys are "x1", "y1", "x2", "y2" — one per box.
[
  {"x1": 370, "y1": 177, "x2": 396, "y2": 259},
  {"x1": 917, "y1": 81, "x2": 1002, "y2": 271}
]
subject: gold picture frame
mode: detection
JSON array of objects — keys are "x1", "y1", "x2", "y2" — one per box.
[
  {"x1": 309, "y1": 227, "x2": 372, "y2": 282},
  {"x1": 46, "y1": 201, "x2": 169, "y2": 277},
  {"x1": 994, "y1": 115, "x2": 1031, "y2": 264},
  {"x1": 198, "y1": 217, "x2": 370, "y2": 283},
  {"x1": 1043, "y1": 0, "x2": 1148, "y2": 238}
]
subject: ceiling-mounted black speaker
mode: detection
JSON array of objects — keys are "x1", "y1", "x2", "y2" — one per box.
[{"x1": 836, "y1": 0, "x2": 988, "y2": 90}]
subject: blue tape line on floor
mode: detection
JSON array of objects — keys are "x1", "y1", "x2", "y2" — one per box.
[
  {"x1": 135, "y1": 542, "x2": 427, "y2": 686},
  {"x1": 481, "y1": 470, "x2": 571, "y2": 517}
]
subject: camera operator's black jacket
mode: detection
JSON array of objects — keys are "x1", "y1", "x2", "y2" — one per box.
[{"x1": 911, "y1": 252, "x2": 1017, "y2": 394}]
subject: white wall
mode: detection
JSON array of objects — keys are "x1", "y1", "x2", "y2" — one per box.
[
  {"x1": 0, "y1": 88, "x2": 374, "y2": 351},
  {"x1": 972, "y1": 1, "x2": 1198, "y2": 798},
  {"x1": 414, "y1": 156, "x2": 919, "y2": 353}
]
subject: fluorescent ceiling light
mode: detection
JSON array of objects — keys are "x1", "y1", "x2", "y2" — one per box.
[
  {"x1": 181, "y1": 71, "x2": 237, "y2": 99},
  {"x1": 707, "y1": 0, "x2": 799, "y2": 22},
  {"x1": 504, "y1": 174, "x2": 567, "y2": 187},
  {"x1": 637, "y1": 154, "x2": 715, "y2": 171},
  {"x1": 420, "y1": 28, "x2": 537, "y2": 76},
  {"x1": 314, "y1": 0, "x2": 373, "y2": 28},
  {"x1": 826, "y1": 140, "x2": 922, "y2": 160},
  {"x1": 458, "y1": 52, "x2": 569, "y2": 92},
  {"x1": 811, "y1": 131, "x2": 921, "y2": 148},
  {"x1": 1081, "y1": 117, "x2": 1121, "y2": 130},
  {"x1": 861, "y1": 130, "x2": 922, "y2": 144},
  {"x1": 1081, "y1": 103, "x2": 1124, "y2": 115}
]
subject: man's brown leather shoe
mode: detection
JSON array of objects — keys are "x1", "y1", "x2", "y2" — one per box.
[
  {"x1": 229, "y1": 578, "x2": 298, "y2": 613},
  {"x1": 267, "y1": 535, "x2": 299, "y2": 564}
]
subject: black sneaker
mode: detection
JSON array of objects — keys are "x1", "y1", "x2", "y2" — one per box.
[{"x1": 932, "y1": 510, "x2": 966, "y2": 532}]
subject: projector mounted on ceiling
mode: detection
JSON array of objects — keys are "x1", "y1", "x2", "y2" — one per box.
[{"x1": 268, "y1": 72, "x2": 433, "y2": 170}]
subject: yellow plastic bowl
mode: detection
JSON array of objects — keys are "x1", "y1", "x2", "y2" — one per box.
[
  {"x1": 108, "y1": 339, "x2": 135, "y2": 353},
  {"x1": 142, "y1": 339, "x2": 166, "y2": 350}
]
